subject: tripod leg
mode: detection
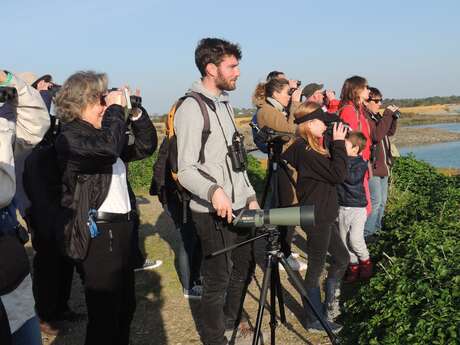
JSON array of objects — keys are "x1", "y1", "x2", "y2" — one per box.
[
  {"x1": 252, "y1": 254, "x2": 274, "y2": 345},
  {"x1": 260, "y1": 164, "x2": 273, "y2": 209},
  {"x1": 278, "y1": 256, "x2": 339, "y2": 345},
  {"x1": 270, "y1": 259, "x2": 278, "y2": 345},
  {"x1": 273, "y1": 263, "x2": 286, "y2": 324}
]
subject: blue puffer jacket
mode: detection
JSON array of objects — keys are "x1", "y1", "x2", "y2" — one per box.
[{"x1": 337, "y1": 156, "x2": 368, "y2": 207}]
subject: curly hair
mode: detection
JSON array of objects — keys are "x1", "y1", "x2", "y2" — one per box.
[
  {"x1": 252, "y1": 78, "x2": 289, "y2": 106},
  {"x1": 54, "y1": 71, "x2": 108, "y2": 123},
  {"x1": 195, "y1": 38, "x2": 242, "y2": 77}
]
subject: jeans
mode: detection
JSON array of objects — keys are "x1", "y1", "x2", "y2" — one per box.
[
  {"x1": 11, "y1": 316, "x2": 42, "y2": 345},
  {"x1": 338, "y1": 207, "x2": 369, "y2": 263},
  {"x1": 166, "y1": 200, "x2": 202, "y2": 291},
  {"x1": 364, "y1": 176, "x2": 389, "y2": 237},
  {"x1": 192, "y1": 212, "x2": 254, "y2": 345}
]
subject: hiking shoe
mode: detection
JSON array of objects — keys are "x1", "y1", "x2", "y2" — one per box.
[
  {"x1": 359, "y1": 258, "x2": 373, "y2": 279},
  {"x1": 183, "y1": 285, "x2": 202, "y2": 299},
  {"x1": 134, "y1": 259, "x2": 163, "y2": 272},
  {"x1": 343, "y1": 263, "x2": 360, "y2": 283},
  {"x1": 279, "y1": 255, "x2": 307, "y2": 271}
]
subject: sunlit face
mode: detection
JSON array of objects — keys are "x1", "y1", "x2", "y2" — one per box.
[
  {"x1": 358, "y1": 85, "x2": 370, "y2": 103},
  {"x1": 306, "y1": 119, "x2": 327, "y2": 138},
  {"x1": 214, "y1": 55, "x2": 240, "y2": 91},
  {"x1": 308, "y1": 90, "x2": 324, "y2": 106},
  {"x1": 345, "y1": 139, "x2": 359, "y2": 156},
  {"x1": 366, "y1": 96, "x2": 382, "y2": 114},
  {"x1": 273, "y1": 84, "x2": 291, "y2": 108},
  {"x1": 81, "y1": 96, "x2": 106, "y2": 129}
]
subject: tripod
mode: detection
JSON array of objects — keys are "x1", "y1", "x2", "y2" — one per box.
[
  {"x1": 211, "y1": 226, "x2": 339, "y2": 345},
  {"x1": 260, "y1": 139, "x2": 296, "y2": 209}
]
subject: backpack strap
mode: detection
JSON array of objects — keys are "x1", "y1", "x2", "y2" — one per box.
[{"x1": 180, "y1": 91, "x2": 213, "y2": 164}]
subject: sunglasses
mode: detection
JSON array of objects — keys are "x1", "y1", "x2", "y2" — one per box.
[{"x1": 369, "y1": 98, "x2": 382, "y2": 104}]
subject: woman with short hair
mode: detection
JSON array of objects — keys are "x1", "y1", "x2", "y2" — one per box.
[{"x1": 54, "y1": 71, "x2": 156, "y2": 345}]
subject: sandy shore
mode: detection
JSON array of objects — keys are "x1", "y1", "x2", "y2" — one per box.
[{"x1": 392, "y1": 126, "x2": 460, "y2": 147}]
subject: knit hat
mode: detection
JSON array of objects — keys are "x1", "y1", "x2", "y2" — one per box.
[{"x1": 301, "y1": 83, "x2": 323, "y2": 99}]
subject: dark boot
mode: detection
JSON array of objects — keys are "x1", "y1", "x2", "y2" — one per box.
[
  {"x1": 359, "y1": 258, "x2": 373, "y2": 280},
  {"x1": 324, "y1": 278, "x2": 341, "y2": 322},
  {"x1": 343, "y1": 263, "x2": 360, "y2": 283},
  {"x1": 305, "y1": 288, "x2": 342, "y2": 334}
]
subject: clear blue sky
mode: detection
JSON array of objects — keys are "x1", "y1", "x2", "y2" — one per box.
[{"x1": 5, "y1": 0, "x2": 460, "y2": 114}]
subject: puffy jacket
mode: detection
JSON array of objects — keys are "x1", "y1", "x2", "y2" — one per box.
[{"x1": 337, "y1": 156, "x2": 368, "y2": 207}]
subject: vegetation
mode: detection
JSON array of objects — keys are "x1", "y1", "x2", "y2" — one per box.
[
  {"x1": 129, "y1": 153, "x2": 459, "y2": 344},
  {"x1": 340, "y1": 156, "x2": 460, "y2": 345},
  {"x1": 383, "y1": 95, "x2": 460, "y2": 108}
]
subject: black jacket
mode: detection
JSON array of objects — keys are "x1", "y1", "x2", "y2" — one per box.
[
  {"x1": 282, "y1": 138, "x2": 347, "y2": 224},
  {"x1": 56, "y1": 105, "x2": 156, "y2": 210},
  {"x1": 337, "y1": 156, "x2": 368, "y2": 207}
]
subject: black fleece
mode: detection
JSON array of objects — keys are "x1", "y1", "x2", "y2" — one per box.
[
  {"x1": 282, "y1": 138, "x2": 348, "y2": 224},
  {"x1": 337, "y1": 156, "x2": 368, "y2": 207}
]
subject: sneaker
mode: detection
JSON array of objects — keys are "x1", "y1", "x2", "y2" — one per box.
[
  {"x1": 306, "y1": 320, "x2": 343, "y2": 334},
  {"x1": 134, "y1": 259, "x2": 163, "y2": 272},
  {"x1": 39, "y1": 320, "x2": 60, "y2": 336},
  {"x1": 291, "y1": 252, "x2": 300, "y2": 258},
  {"x1": 279, "y1": 255, "x2": 308, "y2": 271},
  {"x1": 183, "y1": 285, "x2": 202, "y2": 299}
]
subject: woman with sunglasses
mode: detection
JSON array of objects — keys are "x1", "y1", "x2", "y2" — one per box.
[
  {"x1": 363, "y1": 87, "x2": 399, "y2": 241},
  {"x1": 252, "y1": 77, "x2": 307, "y2": 271},
  {"x1": 54, "y1": 71, "x2": 156, "y2": 345}
]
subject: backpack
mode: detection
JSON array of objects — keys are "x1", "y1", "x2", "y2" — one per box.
[
  {"x1": 250, "y1": 110, "x2": 269, "y2": 154},
  {"x1": 150, "y1": 91, "x2": 214, "y2": 224}
]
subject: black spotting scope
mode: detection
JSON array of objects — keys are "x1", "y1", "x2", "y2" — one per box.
[{"x1": 233, "y1": 206, "x2": 315, "y2": 229}]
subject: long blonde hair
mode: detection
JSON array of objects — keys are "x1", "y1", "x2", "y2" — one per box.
[{"x1": 294, "y1": 102, "x2": 328, "y2": 156}]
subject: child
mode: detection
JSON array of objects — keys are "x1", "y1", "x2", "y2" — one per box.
[
  {"x1": 337, "y1": 131, "x2": 372, "y2": 283},
  {"x1": 282, "y1": 102, "x2": 349, "y2": 333}
]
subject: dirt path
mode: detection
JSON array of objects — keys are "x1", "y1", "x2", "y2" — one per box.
[{"x1": 41, "y1": 194, "x2": 332, "y2": 345}]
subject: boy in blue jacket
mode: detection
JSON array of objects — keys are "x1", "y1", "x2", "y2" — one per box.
[{"x1": 337, "y1": 131, "x2": 372, "y2": 283}]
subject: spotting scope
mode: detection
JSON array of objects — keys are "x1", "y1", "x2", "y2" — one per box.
[{"x1": 233, "y1": 206, "x2": 315, "y2": 229}]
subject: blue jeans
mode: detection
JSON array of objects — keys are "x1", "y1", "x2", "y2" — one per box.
[
  {"x1": 364, "y1": 176, "x2": 389, "y2": 237},
  {"x1": 165, "y1": 200, "x2": 202, "y2": 291},
  {"x1": 11, "y1": 316, "x2": 42, "y2": 345}
]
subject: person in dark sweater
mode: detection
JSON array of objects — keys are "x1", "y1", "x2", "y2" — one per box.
[
  {"x1": 282, "y1": 102, "x2": 349, "y2": 333},
  {"x1": 337, "y1": 132, "x2": 372, "y2": 284}
]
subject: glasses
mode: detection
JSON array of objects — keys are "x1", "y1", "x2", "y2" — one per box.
[{"x1": 369, "y1": 98, "x2": 382, "y2": 104}]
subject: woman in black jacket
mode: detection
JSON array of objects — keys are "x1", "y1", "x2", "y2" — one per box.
[
  {"x1": 282, "y1": 102, "x2": 349, "y2": 333},
  {"x1": 54, "y1": 71, "x2": 156, "y2": 345}
]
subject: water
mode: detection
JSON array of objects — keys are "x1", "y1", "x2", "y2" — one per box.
[{"x1": 399, "y1": 123, "x2": 460, "y2": 168}]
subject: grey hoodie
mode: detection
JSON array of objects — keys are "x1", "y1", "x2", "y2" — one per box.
[{"x1": 174, "y1": 80, "x2": 256, "y2": 213}]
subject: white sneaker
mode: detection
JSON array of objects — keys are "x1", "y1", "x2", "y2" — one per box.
[
  {"x1": 279, "y1": 255, "x2": 307, "y2": 271},
  {"x1": 134, "y1": 259, "x2": 163, "y2": 272},
  {"x1": 183, "y1": 285, "x2": 202, "y2": 299}
]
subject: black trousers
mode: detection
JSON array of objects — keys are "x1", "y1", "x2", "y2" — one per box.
[
  {"x1": 277, "y1": 167, "x2": 296, "y2": 258},
  {"x1": 303, "y1": 222, "x2": 349, "y2": 288},
  {"x1": 79, "y1": 220, "x2": 136, "y2": 345},
  {"x1": 33, "y1": 244, "x2": 74, "y2": 321},
  {"x1": 192, "y1": 212, "x2": 255, "y2": 345}
]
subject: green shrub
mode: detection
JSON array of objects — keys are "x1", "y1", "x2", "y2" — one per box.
[{"x1": 340, "y1": 156, "x2": 460, "y2": 345}]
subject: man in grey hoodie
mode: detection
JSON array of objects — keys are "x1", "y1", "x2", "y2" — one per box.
[{"x1": 175, "y1": 38, "x2": 259, "y2": 345}]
